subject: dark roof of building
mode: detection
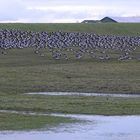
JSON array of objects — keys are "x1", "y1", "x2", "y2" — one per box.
[{"x1": 82, "y1": 17, "x2": 118, "y2": 23}]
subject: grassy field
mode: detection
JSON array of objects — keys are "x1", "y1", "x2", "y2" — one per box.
[
  {"x1": 0, "y1": 23, "x2": 140, "y2": 35},
  {"x1": 0, "y1": 48, "x2": 140, "y2": 94},
  {"x1": 0, "y1": 23, "x2": 140, "y2": 130}
]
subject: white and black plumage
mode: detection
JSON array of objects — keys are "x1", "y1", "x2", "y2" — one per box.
[{"x1": 0, "y1": 29, "x2": 139, "y2": 60}]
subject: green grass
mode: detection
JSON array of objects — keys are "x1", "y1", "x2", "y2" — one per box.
[
  {"x1": 0, "y1": 48, "x2": 139, "y2": 130},
  {"x1": 0, "y1": 48, "x2": 140, "y2": 94},
  {"x1": 0, "y1": 112, "x2": 75, "y2": 130},
  {"x1": 0, "y1": 93, "x2": 140, "y2": 116},
  {"x1": 0, "y1": 23, "x2": 140, "y2": 35}
]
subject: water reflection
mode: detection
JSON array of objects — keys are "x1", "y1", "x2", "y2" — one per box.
[
  {"x1": 0, "y1": 114, "x2": 140, "y2": 140},
  {"x1": 26, "y1": 92, "x2": 140, "y2": 98}
]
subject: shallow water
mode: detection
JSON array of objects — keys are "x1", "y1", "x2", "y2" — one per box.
[
  {"x1": 0, "y1": 112, "x2": 140, "y2": 140},
  {"x1": 26, "y1": 92, "x2": 140, "y2": 98}
]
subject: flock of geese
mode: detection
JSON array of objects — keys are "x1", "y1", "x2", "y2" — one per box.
[{"x1": 0, "y1": 29, "x2": 140, "y2": 60}]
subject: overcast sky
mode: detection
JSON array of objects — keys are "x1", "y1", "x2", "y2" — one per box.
[{"x1": 0, "y1": 0, "x2": 140, "y2": 23}]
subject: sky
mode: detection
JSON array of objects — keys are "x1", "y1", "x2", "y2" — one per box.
[{"x1": 0, "y1": 0, "x2": 140, "y2": 23}]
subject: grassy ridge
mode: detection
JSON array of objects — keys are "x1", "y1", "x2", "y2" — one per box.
[{"x1": 0, "y1": 23, "x2": 140, "y2": 35}]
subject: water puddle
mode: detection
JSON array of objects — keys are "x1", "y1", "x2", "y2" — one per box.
[
  {"x1": 0, "y1": 110, "x2": 140, "y2": 140},
  {"x1": 26, "y1": 92, "x2": 140, "y2": 98}
]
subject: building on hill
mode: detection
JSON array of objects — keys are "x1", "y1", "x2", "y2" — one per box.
[
  {"x1": 82, "y1": 17, "x2": 118, "y2": 23},
  {"x1": 100, "y1": 17, "x2": 117, "y2": 23}
]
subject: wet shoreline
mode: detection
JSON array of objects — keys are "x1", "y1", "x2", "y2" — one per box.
[
  {"x1": 1, "y1": 92, "x2": 140, "y2": 139},
  {"x1": 0, "y1": 110, "x2": 140, "y2": 140}
]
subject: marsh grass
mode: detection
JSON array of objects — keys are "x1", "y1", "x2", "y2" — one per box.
[
  {"x1": 0, "y1": 48, "x2": 140, "y2": 94},
  {"x1": 0, "y1": 93, "x2": 140, "y2": 115},
  {"x1": 0, "y1": 112, "x2": 75, "y2": 130}
]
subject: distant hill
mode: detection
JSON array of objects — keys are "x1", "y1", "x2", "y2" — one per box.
[
  {"x1": 112, "y1": 17, "x2": 140, "y2": 23},
  {"x1": 82, "y1": 17, "x2": 117, "y2": 23},
  {"x1": 100, "y1": 17, "x2": 117, "y2": 23},
  {"x1": 82, "y1": 16, "x2": 140, "y2": 23}
]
